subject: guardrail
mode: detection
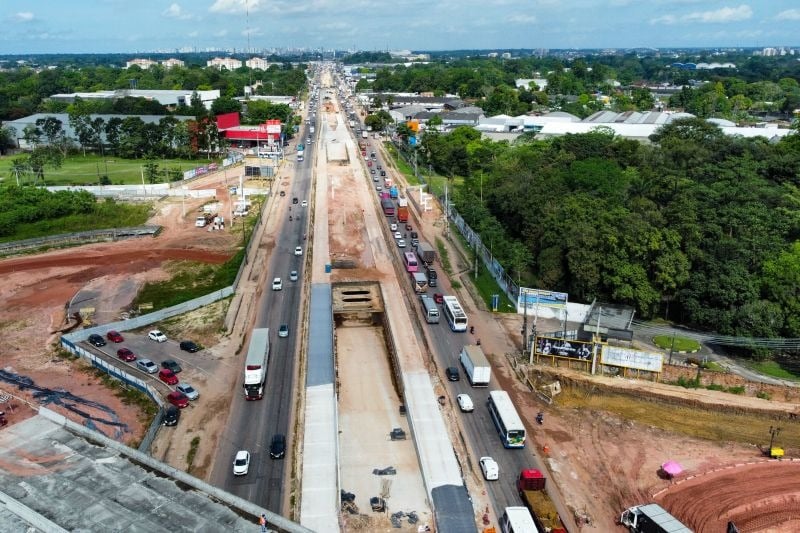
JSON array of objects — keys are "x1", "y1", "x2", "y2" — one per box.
[{"x1": 0, "y1": 225, "x2": 162, "y2": 255}]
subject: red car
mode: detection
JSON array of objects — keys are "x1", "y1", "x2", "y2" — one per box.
[
  {"x1": 117, "y1": 348, "x2": 136, "y2": 362},
  {"x1": 158, "y1": 369, "x2": 178, "y2": 385},
  {"x1": 107, "y1": 330, "x2": 124, "y2": 343},
  {"x1": 433, "y1": 293, "x2": 444, "y2": 304},
  {"x1": 367, "y1": 160, "x2": 373, "y2": 167},
  {"x1": 166, "y1": 391, "x2": 189, "y2": 409}
]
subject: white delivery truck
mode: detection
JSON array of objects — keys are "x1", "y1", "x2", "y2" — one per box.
[{"x1": 459, "y1": 344, "x2": 491, "y2": 386}]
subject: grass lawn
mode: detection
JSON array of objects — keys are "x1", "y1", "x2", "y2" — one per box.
[
  {"x1": 557, "y1": 388, "x2": 800, "y2": 446},
  {"x1": 653, "y1": 335, "x2": 701, "y2": 352},
  {"x1": 747, "y1": 359, "x2": 800, "y2": 381},
  {"x1": 0, "y1": 154, "x2": 212, "y2": 186},
  {"x1": 472, "y1": 266, "x2": 517, "y2": 313}
]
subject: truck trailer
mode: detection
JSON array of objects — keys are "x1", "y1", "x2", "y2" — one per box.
[
  {"x1": 517, "y1": 469, "x2": 567, "y2": 533},
  {"x1": 243, "y1": 328, "x2": 270, "y2": 400},
  {"x1": 620, "y1": 504, "x2": 692, "y2": 533},
  {"x1": 397, "y1": 198, "x2": 409, "y2": 223},
  {"x1": 417, "y1": 241, "x2": 436, "y2": 265},
  {"x1": 460, "y1": 345, "x2": 491, "y2": 386}
]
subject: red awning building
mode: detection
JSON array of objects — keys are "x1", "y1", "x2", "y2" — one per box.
[{"x1": 217, "y1": 113, "x2": 282, "y2": 147}]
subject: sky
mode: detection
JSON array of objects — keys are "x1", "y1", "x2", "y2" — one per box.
[{"x1": 1, "y1": 0, "x2": 799, "y2": 55}]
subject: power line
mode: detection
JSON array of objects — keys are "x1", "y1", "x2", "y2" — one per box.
[{"x1": 631, "y1": 320, "x2": 800, "y2": 350}]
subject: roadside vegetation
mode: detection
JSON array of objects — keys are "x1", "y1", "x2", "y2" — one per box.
[
  {"x1": 557, "y1": 387, "x2": 800, "y2": 448},
  {"x1": 653, "y1": 335, "x2": 701, "y2": 352},
  {"x1": 0, "y1": 185, "x2": 151, "y2": 242}
]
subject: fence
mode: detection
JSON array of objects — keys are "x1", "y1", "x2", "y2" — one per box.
[{"x1": 0, "y1": 225, "x2": 162, "y2": 255}]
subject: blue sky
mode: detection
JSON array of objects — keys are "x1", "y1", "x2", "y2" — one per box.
[{"x1": 1, "y1": 1, "x2": 799, "y2": 54}]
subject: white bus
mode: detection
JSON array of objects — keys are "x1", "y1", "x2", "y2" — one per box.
[
  {"x1": 500, "y1": 507, "x2": 538, "y2": 533},
  {"x1": 420, "y1": 295, "x2": 440, "y2": 324},
  {"x1": 442, "y1": 295, "x2": 468, "y2": 332},
  {"x1": 488, "y1": 390, "x2": 526, "y2": 448}
]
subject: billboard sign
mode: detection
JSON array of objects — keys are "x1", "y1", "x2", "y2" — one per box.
[
  {"x1": 534, "y1": 336, "x2": 593, "y2": 361},
  {"x1": 601, "y1": 346, "x2": 663, "y2": 373},
  {"x1": 517, "y1": 287, "x2": 568, "y2": 314}
]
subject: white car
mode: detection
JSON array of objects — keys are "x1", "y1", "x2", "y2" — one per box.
[
  {"x1": 394, "y1": 231, "x2": 402, "y2": 240},
  {"x1": 290, "y1": 270, "x2": 299, "y2": 281},
  {"x1": 456, "y1": 394, "x2": 474, "y2": 412},
  {"x1": 390, "y1": 223, "x2": 397, "y2": 231},
  {"x1": 272, "y1": 277, "x2": 283, "y2": 291},
  {"x1": 480, "y1": 456, "x2": 499, "y2": 481},
  {"x1": 397, "y1": 239, "x2": 406, "y2": 248},
  {"x1": 294, "y1": 246, "x2": 303, "y2": 256},
  {"x1": 233, "y1": 450, "x2": 250, "y2": 476},
  {"x1": 176, "y1": 383, "x2": 199, "y2": 401},
  {"x1": 301, "y1": 200, "x2": 308, "y2": 207},
  {"x1": 136, "y1": 358, "x2": 158, "y2": 374},
  {"x1": 148, "y1": 330, "x2": 167, "y2": 343}
]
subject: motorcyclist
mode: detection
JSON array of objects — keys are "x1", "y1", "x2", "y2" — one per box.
[{"x1": 289, "y1": 215, "x2": 292, "y2": 221}]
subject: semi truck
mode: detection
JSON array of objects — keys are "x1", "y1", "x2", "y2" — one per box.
[
  {"x1": 620, "y1": 504, "x2": 693, "y2": 533},
  {"x1": 243, "y1": 328, "x2": 270, "y2": 400},
  {"x1": 397, "y1": 198, "x2": 409, "y2": 223},
  {"x1": 417, "y1": 241, "x2": 436, "y2": 265},
  {"x1": 517, "y1": 469, "x2": 568, "y2": 533},
  {"x1": 459, "y1": 345, "x2": 491, "y2": 386}
]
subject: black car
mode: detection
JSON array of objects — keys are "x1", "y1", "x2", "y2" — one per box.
[
  {"x1": 270, "y1": 434, "x2": 286, "y2": 459},
  {"x1": 88, "y1": 334, "x2": 106, "y2": 347},
  {"x1": 161, "y1": 360, "x2": 182, "y2": 373},
  {"x1": 180, "y1": 340, "x2": 200, "y2": 353},
  {"x1": 446, "y1": 367, "x2": 460, "y2": 382},
  {"x1": 163, "y1": 406, "x2": 180, "y2": 426},
  {"x1": 292, "y1": 197, "x2": 299, "y2": 204}
]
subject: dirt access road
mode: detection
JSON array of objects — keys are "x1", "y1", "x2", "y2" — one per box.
[{"x1": 0, "y1": 171, "x2": 240, "y2": 444}]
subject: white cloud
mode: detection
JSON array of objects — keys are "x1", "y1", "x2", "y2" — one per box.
[
  {"x1": 651, "y1": 4, "x2": 752, "y2": 25},
  {"x1": 508, "y1": 14, "x2": 536, "y2": 24},
  {"x1": 213, "y1": 29, "x2": 229, "y2": 37},
  {"x1": 684, "y1": 4, "x2": 752, "y2": 23},
  {"x1": 14, "y1": 12, "x2": 35, "y2": 22},
  {"x1": 776, "y1": 9, "x2": 800, "y2": 21},
  {"x1": 209, "y1": 0, "x2": 265, "y2": 14},
  {"x1": 163, "y1": 3, "x2": 193, "y2": 20}
]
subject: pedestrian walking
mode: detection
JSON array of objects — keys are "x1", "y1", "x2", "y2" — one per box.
[{"x1": 259, "y1": 513, "x2": 267, "y2": 533}]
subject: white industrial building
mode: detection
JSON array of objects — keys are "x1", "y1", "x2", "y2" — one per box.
[{"x1": 48, "y1": 89, "x2": 220, "y2": 110}]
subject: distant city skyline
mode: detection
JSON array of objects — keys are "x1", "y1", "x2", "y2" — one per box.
[{"x1": 1, "y1": 1, "x2": 799, "y2": 55}]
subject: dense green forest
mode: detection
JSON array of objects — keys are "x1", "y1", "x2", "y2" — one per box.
[{"x1": 419, "y1": 119, "x2": 800, "y2": 339}]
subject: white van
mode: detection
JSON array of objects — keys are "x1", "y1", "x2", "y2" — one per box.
[
  {"x1": 272, "y1": 278, "x2": 283, "y2": 291},
  {"x1": 195, "y1": 217, "x2": 207, "y2": 227}
]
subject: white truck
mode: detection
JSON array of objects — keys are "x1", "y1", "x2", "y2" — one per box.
[
  {"x1": 243, "y1": 328, "x2": 270, "y2": 400},
  {"x1": 620, "y1": 504, "x2": 693, "y2": 533},
  {"x1": 459, "y1": 345, "x2": 491, "y2": 387}
]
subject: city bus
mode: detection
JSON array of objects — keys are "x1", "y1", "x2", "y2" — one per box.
[
  {"x1": 499, "y1": 507, "x2": 538, "y2": 533},
  {"x1": 403, "y1": 251, "x2": 418, "y2": 273},
  {"x1": 442, "y1": 295, "x2": 468, "y2": 332},
  {"x1": 419, "y1": 295, "x2": 440, "y2": 324},
  {"x1": 487, "y1": 390, "x2": 526, "y2": 448}
]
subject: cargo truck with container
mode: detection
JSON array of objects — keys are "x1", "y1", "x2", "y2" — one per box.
[
  {"x1": 460, "y1": 345, "x2": 491, "y2": 386},
  {"x1": 243, "y1": 328, "x2": 270, "y2": 400},
  {"x1": 362, "y1": 130, "x2": 368, "y2": 139},
  {"x1": 417, "y1": 241, "x2": 436, "y2": 265},
  {"x1": 517, "y1": 469, "x2": 568, "y2": 533},
  {"x1": 397, "y1": 198, "x2": 409, "y2": 223},
  {"x1": 411, "y1": 272, "x2": 428, "y2": 293},
  {"x1": 620, "y1": 504, "x2": 692, "y2": 533}
]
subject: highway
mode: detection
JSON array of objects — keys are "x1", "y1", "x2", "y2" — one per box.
[
  {"x1": 337, "y1": 69, "x2": 564, "y2": 524},
  {"x1": 209, "y1": 74, "x2": 320, "y2": 513}
]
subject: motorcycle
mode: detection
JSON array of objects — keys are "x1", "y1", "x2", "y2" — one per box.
[{"x1": 289, "y1": 215, "x2": 293, "y2": 221}]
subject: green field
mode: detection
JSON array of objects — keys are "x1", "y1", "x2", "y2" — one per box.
[{"x1": 0, "y1": 154, "x2": 211, "y2": 186}]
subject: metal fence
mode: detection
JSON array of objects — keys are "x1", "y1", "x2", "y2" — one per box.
[{"x1": 0, "y1": 225, "x2": 162, "y2": 255}]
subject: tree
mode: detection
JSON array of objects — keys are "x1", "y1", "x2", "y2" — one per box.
[
  {"x1": 0, "y1": 125, "x2": 16, "y2": 155},
  {"x1": 211, "y1": 96, "x2": 242, "y2": 116}
]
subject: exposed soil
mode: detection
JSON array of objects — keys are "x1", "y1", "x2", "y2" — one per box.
[{"x1": 0, "y1": 174, "x2": 239, "y2": 446}]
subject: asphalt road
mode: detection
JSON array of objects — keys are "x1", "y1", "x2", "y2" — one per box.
[
  {"x1": 208, "y1": 83, "x2": 320, "y2": 512},
  {"x1": 342, "y1": 85, "x2": 570, "y2": 525}
]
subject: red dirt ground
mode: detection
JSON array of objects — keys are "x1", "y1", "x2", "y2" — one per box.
[{"x1": 0, "y1": 179, "x2": 237, "y2": 444}]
